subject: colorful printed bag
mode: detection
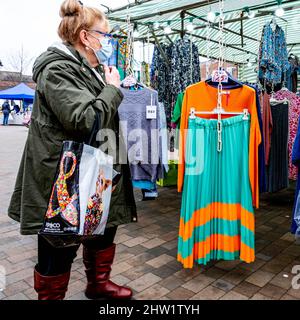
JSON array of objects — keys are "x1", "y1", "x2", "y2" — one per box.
[{"x1": 40, "y1": 113, "x2": 114, "y2": 236}]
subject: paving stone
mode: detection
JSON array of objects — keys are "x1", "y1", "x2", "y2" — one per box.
[
  {"x1": 261, "y1": 259, "x2": 290, "y2": 274},
  {"x1": 280, "y1": 232, "x2": 296, "y2": 242},
  {"x1": 161, "y1": 239, "x2": 178, "y2": 251},
  {"x1": 287, "y1": 286, "x2": 300, "y2": 299},
  {"x1": 167, "y1": 287, "x2": 195, "y2": 300},
  {"x1": 111, "y1": 261, "x2": 133, "y2": 277},
  {"x1": 6, "y1": 268, "x2": 34, "y2": 285},
  {"x1": 220, "y1": 268, "x2": 252, "y2": 285},
  {"x1": 159, "y1": 275, "x2": 185, "y2": 291},
  {"x1": 146, "y1": 254, "x2": 175, "y2": 268},
  {"x1": 67, "y1": 291, "x2": 89, "y2": 300},
  {"x1": 134, "y1": 284, "x2": 170, "y2": 300},
  {"x1": 3, "y1": 280, "x2": 29, "y2": 297},
  {"x1": 219, "y1": 291, "x2": 248, "y2": 300},
  {"x1": 23, "y1": 287, "x2": 38, "y2": 300},
  {"x1": 190, "y1": 285, "x2": 226, "y2": 300},
  {"x1": 124, "y1": 245, "x2": 146, "y2": 256},
  {"x1": 269, "y1": 272, "x2": 293, "y2": 290},
  {"x1": 146, "y1": 246, "x2": 169, "y2": 257},
  {"x1": 258, "y1": 284, "x2": 286, "y2": 299},
  {"x1": 202, "y1": 267, "x2": 227, "y2": 280},
  {"x1": 128, "y1": 273, "x2": 161, "y2": 293},
  {"x1": 65, "y1": 280, "x2": 86, "y2": 299},
  {"x1": 123, "y1": 236, "x2": 149, "y2": 248},
  {"x1": 215, "y1": 260, "x2": 241, "y2": 271},
  {"x1": 282, "y1": 245, "x2": 300, "y2": 257},
  {"x1": 182, "y1": 274, "x2": 215, "y2": 293},
  {"x1": 234, "y1": 281, "x2": 261, "y2": 298},
  {"x1": 256, "y1": 253, "x2": 272, "y2": 262},
  {"x1": 280, "y1": 294, "x2": 298, "y2": 300},
  {"x1": 174, "y1": 267, "x2": 203, "y2": 281},
  {"x1": 250, "y1": 293, "x2": 273, "y2": 300},
  {"x1": 239, "y1": 258, "x2": 266, "y2": 272},
  {"x1": 212, "y1": 279, "x2": 235, "y2": 292},
  {"x1": 4, "y1": 293, "x2": 29, "y2": 300},
  {"x1": 245, "y1": 270, "x2": 276, "y2": 288},
  {"x1": 122, "y1": 264, "x2": 155, "y2": 281},
  {"x1": 127, "y1": 252, "x2": 156, "y2": 267},
  {"x1": 110, "y1": 274, "x2": 131, "y2": 286},
  {"x1": 152, "y1": 265, "x2": 177, "y2": 279},
  {"x1": 114, "y1": 233, "x2": 133, "y2": 245},
  {"x1": 141, "y1": 238, "x2": 166, "y2": 249}
]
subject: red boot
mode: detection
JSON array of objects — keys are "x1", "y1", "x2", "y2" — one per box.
[
  {"x1": 34, "y1": 266, "x2": 70, "y2": 300},
  {"x1": 83, "y1": 243, "x2": 132, "y2": 300}
]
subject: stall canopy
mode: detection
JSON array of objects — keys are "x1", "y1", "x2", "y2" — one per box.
[
  {"x1": 107, "y1": 0, "x2": 300, "y2": 81},
  {"x1": 0, "y1": 83, "x2": 35, "y2": 101}
]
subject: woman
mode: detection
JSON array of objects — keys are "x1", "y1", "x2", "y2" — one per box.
[{"x1": 8, "y1": 0, "x2": 137, "y2": 300}]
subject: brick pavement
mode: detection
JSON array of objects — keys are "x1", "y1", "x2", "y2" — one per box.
[{"x1": 1, "y1": 125, "x2": 300, "y2": 300}]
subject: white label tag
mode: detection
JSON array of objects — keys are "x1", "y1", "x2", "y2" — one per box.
[{"x1": 146, "y1": 105, "x2": 157, "y2": 119}]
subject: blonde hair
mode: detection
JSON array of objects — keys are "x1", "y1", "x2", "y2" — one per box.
[{"x1": 58, "y1": 0, "x2": 109, "y2": 44}]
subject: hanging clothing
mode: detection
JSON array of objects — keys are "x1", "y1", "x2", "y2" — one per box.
[
  {"x1": 178, "y1": 82, "x2": 261, "y2": 208},
  {"x1": 246, "y1": 85, "x2": 267, "y2": 194},
  {"x1": 171, "y1": 92, "x2": 184, "y2": 128},
  {"x1": 118, "y1": 87, "x2": 164, "y2": 183},
  {"x1": 171, "y1": 92, "x2": 185, "y2": 150},
  {"x1": 159, "y1": 102, "x2": 169, "y2": 174},
  {"x1": 170, "y1": 37, "x2": 201, "y2": 98},
  {"x1": 260, "y1": 92, "x2": 273, "y2": 165},
  {"x1": 150, "y1": 37, "x2": 200, "y2": 125},
  {"x1": 258, "y1": 22, "x2": 289, "y2": 86},
  {"x1": 291, "y1": 119, "x2": 300, "y2": 233},
  {"x1": 178, "y1": 115, "x2": 255, "y2": 267},
  {"x1": 141, "y1": 62, "x2": 151, "y2": 87},
  {"x1": 274, "y1": 89, "x2": 300, "y2": 180},
  {"x1": 266, "y1": 101, "x2": 289, "y2": 192},
  {"x1": 151, "y1": 43, "x2": 173, "y2": 125},
  {"x1": 286, "y1": 55, "x2": 300, "y2": 93}
]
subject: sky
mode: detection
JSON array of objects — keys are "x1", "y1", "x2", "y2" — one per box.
[{"x1": 0, "y1": 0, "x2": 130, "y2": 75}]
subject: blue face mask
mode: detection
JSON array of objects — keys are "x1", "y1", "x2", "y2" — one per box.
[{"x1": 91, "y1": 37, "x2": 113, "y2": 65}]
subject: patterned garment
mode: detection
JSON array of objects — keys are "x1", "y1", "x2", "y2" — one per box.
[
  {"x1": 274, "y1": 89, "x2": 300, "y2": 180},
  {"x1": 170, "y1": 37, "x2": 201, "y2": 97},
  {"x1": 258, "y1": 23, "x2": 289, "y2": 85},
  {"x1": 151, "y1": 43, "x2": 173, "y2": 125},
  {"x1": 46, "y1": 151, "x2": 79, "y2": 226},
  {"x1": 150, "y1": 37, "x2": 200, "y2": 125}
]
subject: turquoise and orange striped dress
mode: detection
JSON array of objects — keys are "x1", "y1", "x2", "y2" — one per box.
[{"x1": 178, "y1": 115, "x2": 255, "y2": 268}]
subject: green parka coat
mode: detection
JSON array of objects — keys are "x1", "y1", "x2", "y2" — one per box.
[{"x1": 8, "y1": 42, "x2": 137, "y2": 235}]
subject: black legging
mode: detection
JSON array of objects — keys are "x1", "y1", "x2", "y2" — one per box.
[{"x1": 37, "y1": 226, "x2": 118, "y2": 276}]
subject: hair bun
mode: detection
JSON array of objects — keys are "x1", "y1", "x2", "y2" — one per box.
[{"x1": 60, "y1": 0, "x2": 83, "y2": 18}]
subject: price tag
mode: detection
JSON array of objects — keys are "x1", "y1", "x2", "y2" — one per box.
[
  {"x1": 212, "y1": 69, "x2": 229, "y2": 83},
  {"x1": 146, "y1": 105, "x2": 157, "y2": 119}
]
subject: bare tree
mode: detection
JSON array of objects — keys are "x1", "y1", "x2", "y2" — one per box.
[{"x1": 7, "y1": 45, "x2": 34, "y2": 81}]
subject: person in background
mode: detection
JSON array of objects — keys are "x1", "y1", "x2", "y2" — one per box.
[
  {"x1": 14, "y1": 104, "x2": 20, "y2": 114},
  {"x1": 2, "y1": 100, "x2": 11, "y2": 125},
  {"x1": 8, "y1": 0, "x2": 137, "y2": 300}
]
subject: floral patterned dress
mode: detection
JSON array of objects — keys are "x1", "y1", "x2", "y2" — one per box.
[{"x1": 274, "y1": 89, "x2": 300, "y2": 180}]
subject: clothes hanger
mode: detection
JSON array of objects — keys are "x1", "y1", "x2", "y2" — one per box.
[{"x1": 205, "y1": 67, "x2": 243, "y2": 88}]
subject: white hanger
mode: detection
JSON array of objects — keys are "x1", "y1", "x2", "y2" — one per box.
[{"x1": 189, "y1": 107, "x2": 249, "y2": 120}]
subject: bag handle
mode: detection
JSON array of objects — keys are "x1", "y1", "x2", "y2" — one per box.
[{"x1": 86, "y1": 110, "x2": 101, "y2": 146}]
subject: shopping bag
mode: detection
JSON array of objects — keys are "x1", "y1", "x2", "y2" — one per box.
[
  {"x1": 40, "y1": 112, "x2": 114, "y2": 236},
  {"x1": 157, "y1": 161, "x2": 178, "y2": 187}
]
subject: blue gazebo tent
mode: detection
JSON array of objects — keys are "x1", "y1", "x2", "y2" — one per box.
[{"x1": 0, "y1": 83, "x2": 35, "y2": 102}]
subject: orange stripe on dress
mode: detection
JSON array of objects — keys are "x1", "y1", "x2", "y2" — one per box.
[
  {"x1": 178, "y1": 234, "x2": 255, "y2": 268},
  {"x1": 179, "y1": 202, "x2": 255, "y2": 241}
]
